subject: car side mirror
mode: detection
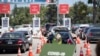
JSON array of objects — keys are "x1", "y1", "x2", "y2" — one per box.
[{"x1": 26, "y1": 35, "x2": 30, "y2": 38}]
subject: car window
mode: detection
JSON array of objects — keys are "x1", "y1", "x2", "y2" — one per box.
[
  {"x1": 54, "y1": 27, "x2": 68, "y2": 33},
  {"x1": 84, "y1": 28, "x2": 89, "y2": 33},
  {"x1": 59, "y1": 32, "x2": 69, "y2": 38},
  {"x1": 1, "y1": 33, "x2": 21, "y2": 38},
  {"x1": 16, "y1": 31, "x2": 29, "y2": 36},
  {"x1": 90, "y1": 29, "x2": 100, "y2": 32}
]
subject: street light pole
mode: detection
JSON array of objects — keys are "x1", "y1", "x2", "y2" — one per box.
[
  {"x1": 93, "y1": 0, "x2": 97, "y2": 24},
  {"x1": 57, "y1": 0, "x2": 59, "y2": 26}
]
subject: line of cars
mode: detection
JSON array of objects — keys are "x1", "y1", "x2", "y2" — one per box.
[
  {"x1": 0, "y1": 29, "x2": 33, "y2": 53},
  {"x1": 74, "y1": 24, "x2": 100, "y2": 43},
  {"x1": 46, "y1": 26, "x2": 76, "y2": 44}
]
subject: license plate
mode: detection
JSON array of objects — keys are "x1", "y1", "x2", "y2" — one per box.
[{"x1": 8, "y1": 41, "x2": 12, "y2": 44}]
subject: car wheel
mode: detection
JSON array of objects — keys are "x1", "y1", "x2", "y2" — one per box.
[{"x1": 0, "y1": 49, "x2": 3, "y2": 53}]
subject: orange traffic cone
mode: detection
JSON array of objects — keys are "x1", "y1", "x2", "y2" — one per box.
[
  {"x1": 40, "y1": 39, "x2": 44, "y2": 48},
  {"x1": 84, "y1": 40, "x2": 88, "y2": 48},
  {"x1": 85, "y1": 44, "x2": 91, "y2": 56},
  {"x1": 36, "y1": 44, "x2": 41, "y2": 54},
  {"x1": 17, "y1": 47, "x2": 21, "y2": 56},
  {"x1": 28, "y1": 45, "x2": 34, "y2": 56},
  {"x1": 76, "y1": 36, "x2": 81, "y2": 44},
  {"x1": 80, "y1": 47, "x2": 84, "y2": 56},
  {"x1": 87, "y1": 42, "x2": 90, "y2": 49}
]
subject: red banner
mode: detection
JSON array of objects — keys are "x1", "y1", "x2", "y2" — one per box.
[
  {"x1": 59, "y1": 4, "x2": 69, "y2": 14},
  {"x1": 0, "y1": 3, "x2": 10, "y2": 14},
  {"x1": 30, "y1": 4, "x2": 40, "y2": 14},
  {"x1": 46, "y1": 0, "x2": 50, "y2": 3}
]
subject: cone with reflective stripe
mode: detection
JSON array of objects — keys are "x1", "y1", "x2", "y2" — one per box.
[
  {"x1": 36, "y1": 44, "x2": 41, "y2": 54},
  {"x1": 84, "y1": 40, "x2": 88, "y2": 48},
  {"x1": 17, "y1": 47, "x2": 21, "y2": 56},
  {"x1": 76, "y1": 36, "x2": 81, "y2": 44},
  {"x1": 28, "y1": 45, "x2": 34, "y2": 56},
  {"x1": 80, "y1": 47, "x2": 84, "y2": 56},
  {"x1": 85, "y1": 44, "x2": 91, "y2": 56}
]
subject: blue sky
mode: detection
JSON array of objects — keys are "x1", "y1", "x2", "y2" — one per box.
[
  {"x1": 59, "y1": 0, "x2": 88, "y2": 6},
  {"x1": 10, "y1": 0, "x2": 92, "y2": 10}
]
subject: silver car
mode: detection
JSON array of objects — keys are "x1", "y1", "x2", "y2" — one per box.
[{"x1": 86, "y1": 27, "x2": 100, "y2": 43}]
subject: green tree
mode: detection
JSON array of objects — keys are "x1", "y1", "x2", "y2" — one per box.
[
  {"x1": 10, "y1": 7, "x2": 32, "y2": 26},
  {"x1": 46, "y1": 4, "x2": 57, "y2": 23},
  {"x1": 38, "y1": 5, "x2": 48, "y2": 25},
  {"x1": 71, "y1": 1, "x2": 88, "y2": 24},
  {"x1": 10, "y1": 5, "x2": 48, "y2": 26}
]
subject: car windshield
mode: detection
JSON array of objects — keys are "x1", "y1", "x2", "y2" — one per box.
[
  {"x1": 1, "y1": 33, "x2": 22, "y2": 38},
  {"x1": 17, "y1": 31, "x2": 28, "y2": 34},
  {"x1": 54, "y1": 27, "x2": 68, "y2": 32},
  {"x1": 59, "y1": 32, "x2": 69, "y2": 38},
  {"x1": 90, "y1": 29, "x2": 100, "y2": 32}
]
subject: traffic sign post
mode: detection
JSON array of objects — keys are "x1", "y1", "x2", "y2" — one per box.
[
  {"x1": 0, "y1": 3, "x2": 10, "y2": 33},
  {"x1": 1, "y1": 17, "x2": 10, "y2": 33},
  {"x1": 30, "y1": 4, "x2": 41, "y2": 38},
  {"x1": 32, "y1": 17, "x2": 41, "y2": 38},
  {"x1": 59, "y1": 4, "x2": 69, "y2": 19},
  {"x1": 63, "y1": 18, "x2": 71, "y2": 31}
]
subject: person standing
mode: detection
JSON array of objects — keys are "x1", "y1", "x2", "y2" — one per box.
[
  {"x1": 96, "y1": 41, "x2": 100, "y2": 56},
  {"x1": 47, "y1": 32, "x2": 54, "y2": 43}
]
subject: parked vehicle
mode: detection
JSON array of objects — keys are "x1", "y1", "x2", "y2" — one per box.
[
  {"x1": 0, "y1": 32, "x2": 30, "y2": 53},
  {"x1": 86, "y1": 27, "x2": 100, "y2": 43}
]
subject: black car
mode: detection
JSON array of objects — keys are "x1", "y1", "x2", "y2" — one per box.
[
  {"x1": 0, "y1": 32, "x2": 30, "y2": 53},
  {"x1": 15, "y1": 31, "x2": 33, "y2": 45},
  {"x1": 59, "y1": 32, "x2": 76, "y2": 44}
]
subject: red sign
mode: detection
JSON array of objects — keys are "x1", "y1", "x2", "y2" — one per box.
[
  {"x1": 59, "y1": 4, "x2": 69, "y2": 14},
  {"x1": 30, "y1": 4, "x2": 40, "y2": 14},
  {"x1": 46, "y1": 0, "x2": 50, "y2": 3},
  {"x1": 0, "y1": 3, "x2": 10, "y2": 14}
]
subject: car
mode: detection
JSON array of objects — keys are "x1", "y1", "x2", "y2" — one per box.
[
  {"x1": 86, "y1": 27, "x2": 100, "y2": 43},
  {"x1": 57, "y1": 32, "x2": 76, "y2": 44},
  {"x1": 15, "y1": 31, "x2": 33, "y2": 45},
  {"x1": 50, "y1": 26, "x2": 69, "y2": 36},
  {"x1": 15, "y1": 24, "x2": 33, "y2": 35},
  {"x1": 0, "y1": 32, "x2": 30, "y2": 53}
]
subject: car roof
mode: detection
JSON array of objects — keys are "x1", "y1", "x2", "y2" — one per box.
[
  {"x1": 89, "y1": 27, "x2": 100, "y2": 29},
  {"x1": 3, "y1": 32, "x2": 24, "y2": 35}
]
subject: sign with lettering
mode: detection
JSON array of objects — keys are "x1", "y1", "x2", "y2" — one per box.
[
  {"x1": 30, "y1": 4, "x2": 40, "y2": 14},
  {"x1": 2, "y1": 17, "x2": 9, "y2": 28},
  {"x1": 0, "y1": 3, "x2": 10, "y2": 14},
  {"x1": 59, "y1": 4, "x2": 69, "y2": 14},
  {"x1": 63, "y1": 18, "x2": 71, "y2": 30},
  {"x1": 40, "y1": 44, "x2": 75, "y2": 56}
]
